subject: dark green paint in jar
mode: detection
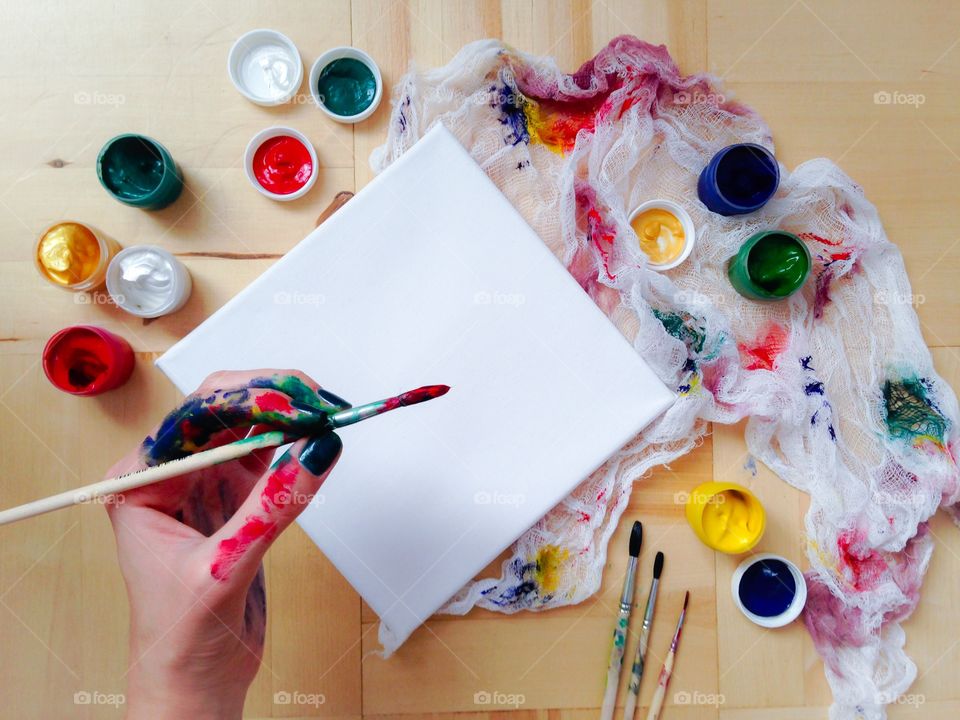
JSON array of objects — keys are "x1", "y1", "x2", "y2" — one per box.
[{"x1": 316, "y1": 58, "x2": 377, "y2": 117}]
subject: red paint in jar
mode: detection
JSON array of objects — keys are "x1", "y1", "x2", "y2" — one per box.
[
  {"x1": 252, "y1": 135, "x2": 313, "y2": 195},
  {"x1": 42, "y1": 325, "x2": 135, "y2": 396}
]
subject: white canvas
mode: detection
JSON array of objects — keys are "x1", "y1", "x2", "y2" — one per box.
[{"x1": 156, "y1": 124, "x2": 675, "y2": 651}]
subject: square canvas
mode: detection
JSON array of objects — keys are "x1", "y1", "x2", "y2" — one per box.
[{"x1": 157, "y1": 124, "x2": 675, "y2": 650}]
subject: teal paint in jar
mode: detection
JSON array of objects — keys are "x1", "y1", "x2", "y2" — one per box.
[
  {"x1": 310, "y1": 47, "x2": 382, "y2": 124},
  {"x1": 96, "y1": 134, "x2": 183, "y2": 210}
]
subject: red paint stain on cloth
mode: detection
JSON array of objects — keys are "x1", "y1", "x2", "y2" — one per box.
[{"x1": 738, "y1": 323, "x2": 788, "y2": 371}]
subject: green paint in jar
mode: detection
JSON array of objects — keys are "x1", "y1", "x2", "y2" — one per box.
[
  {"x1": 316, "y1": 58, "x2": 377, "y2": 117},
  {"x1": 728, "y1": 231, "x2": 811, "y2": 300}
]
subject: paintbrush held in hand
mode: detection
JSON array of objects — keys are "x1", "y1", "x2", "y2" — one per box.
[
  {"x1": 0, "y1": 385, "x2": 450, "y2": 527},
  {"x1": 600, "y1": 520, "x2": 643, "y2": 720}
]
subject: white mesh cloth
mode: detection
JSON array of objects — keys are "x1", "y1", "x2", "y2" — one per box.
[{"x1": 370, "y1": 37, "x2": 960, "y2": 718}]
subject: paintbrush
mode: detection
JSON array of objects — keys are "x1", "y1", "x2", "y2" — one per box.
[
  {"x1": 600, "y1": 520, "x2": 643, "y2": 720},
  {"x1": 0, "y1": 385, "x2": 449, "y2": 527},
  {"x1": 623, "y1": 551, "x2": 664, "y2": 720},
  {"x1": 645, "y1": 591, "x2": 689, "y2": 720}
]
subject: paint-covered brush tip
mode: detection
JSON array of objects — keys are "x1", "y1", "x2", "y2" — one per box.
[
  {"x1": 397, "y1": 384, "x2": 450, "y2": 406},
  {"x1": 653, "y1": 551, "x2": 664, "y2": 578},
  {"x1": 682, "y1": 590, "x2": 690, "y2": 610},
  {"x1": 629, "y1": 520, "x2": 643, "y2": 557}
]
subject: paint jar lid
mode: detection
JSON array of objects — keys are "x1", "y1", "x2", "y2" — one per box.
[
  {"x1": 628, "y1": 199, "x2": 696, "y2": 271},
  {"x1": 243, "y1": 126, "x2": 319, "y2": 201},
  {"x1": 731, "y1": 553, "x2": 807, "y2": 628},
  {"x1": 227, "y1": 29, "x2": 303, "y2": 106},
  {"x1": 309, "y1": 46, "x2": 383, "y2": 124},
  {"x1": 106, "y1": 246, "x2": 192, "y2": 318}
]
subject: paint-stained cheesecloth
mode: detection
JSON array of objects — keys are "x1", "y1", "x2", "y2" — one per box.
[{"x1": 371, "y1": 37, "x2": 960, "y2": 720}]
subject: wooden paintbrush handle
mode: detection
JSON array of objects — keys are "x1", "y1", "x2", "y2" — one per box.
[
  {"x1": 0, "y1": 431, "x2": 289, "y2": 527},
  {"x1": 645, "y1": 650, "x2": 675, "y2": 720},
  {"x1": 600, "y1": 609, "x2": 630, "y2": 720}
]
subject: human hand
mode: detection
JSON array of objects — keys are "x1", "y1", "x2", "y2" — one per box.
[{"x1": 105, "y1": 370, "x2": 346, "y2": 720}]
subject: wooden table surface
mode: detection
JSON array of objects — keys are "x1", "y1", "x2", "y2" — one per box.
[{"x1": 2, "y1": 1, "x2": 959, "y2": 718}]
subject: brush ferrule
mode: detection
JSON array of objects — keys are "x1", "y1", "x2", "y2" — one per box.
[
  {"x1": 328, "y1": 401, "x2": 384, "y2": 428},
  {"x1": 642, "y1": 576, "x2": 660, "y2": 627},
  {"x1": 619, "y1": 556, "x2": 638, "y2": 608}
]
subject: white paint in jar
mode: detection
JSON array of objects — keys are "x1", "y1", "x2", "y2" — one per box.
[{"x1": 106, "y1": 246, "x2": 192, "y2": 318}]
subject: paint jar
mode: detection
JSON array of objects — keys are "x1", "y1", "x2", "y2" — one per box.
[
  {"x1": 309, "y1": 47, "x2": 382, "y2": 123},
  {"x1": 106, "y1": 246, "x2": 192, "y2": 318},
  {"x1": 227, "y1": 29, "x2": 303, "y2": 106},
  {"x1": 42, "y1": 325, "x2": 135, "y2": 396},
  {"x1": 628, "y1": 199, "x2": 695, "y2": 270},
  {"x1": 35, "y1": 221, "x2": 119, "y2": 291},
  {"x1": 731, "y1": 553, "x2": 807, "y2": 628},
  {"x1": 97, "y1": 134, "x2": 184, "y2": 210},
  {"x1": 697, "y1": 143, "x2": 779, "y2": 216},
  {"x1": 728, "y1": 230, "x2": 811, "y2": 301},
  {"x1": 243, "y1": 126, "x2": 318, "y2": 201},
  {"x1": 685, "y1": 481, "x2": 766, "y2": 554}
]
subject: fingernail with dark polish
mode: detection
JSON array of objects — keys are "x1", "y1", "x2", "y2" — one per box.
[
  {"x1": 317, "y1": 387, "x2": 351, "y2": 409},
  {"x1": 299, "y1": 432, "x2": 342, "y2": 475}
]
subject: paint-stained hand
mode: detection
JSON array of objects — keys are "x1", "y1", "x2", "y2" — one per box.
[{"x1": 104, "y1": 370, "x2": 345, "y2": 720}]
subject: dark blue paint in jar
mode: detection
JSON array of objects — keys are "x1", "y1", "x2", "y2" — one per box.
[
  {"x1": 697, "y1": 143, "x2": 780, "y2": 216},
  {"x1": 738, "y1": 557, "x2": 796, "y2": 617}
]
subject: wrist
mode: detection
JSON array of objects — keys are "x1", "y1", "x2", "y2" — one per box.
[{"x1": 125, "y1": 668, "x2": 247, "y2": 720}]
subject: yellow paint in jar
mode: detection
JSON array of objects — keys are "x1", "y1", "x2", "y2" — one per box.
[
  {"x1": 685, "y1": 481, "x2": 765, "y2": 554},
  {"x1": 36, "y1": 222, "x2": 110, "y2": 289},
  {"x1": 631, "y1": 207, "x2": 686, "y2": 266}
]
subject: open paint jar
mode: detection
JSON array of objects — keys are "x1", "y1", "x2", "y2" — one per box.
[
  {"x1": 309, "y1": 47, "x2": 382, "y2": 123},
  {"x1": 35, "y1": 222, "x2": 118, "y2": 291},
  {"x1": 106, "y1": 246, "x2": 192, "y2": 318},
  {"x1": 731, "y1": 553, "x2": 807, "y2": 627},
  {"x1": 227, "y1": 29, "x2": 303, "y2": 106},
  {"x1": 698, "y1": 143, "x2": 780, "y2": 216},
  {"x1": 97, "y1": 134, "x2": 184, "y2": 210},
  {"x1": 42, "y1": 325, "x2": 134, "y2": 396},
  {"x1": 244, "y1": 126, "x2": 318, "y2": 201},
  {"x1": 628, "y1": 199, "x2": 695, "y2": 270},
  {"x1": 685, "y1": 481, "x2": 766, "y2": 554},
  {"x1": 728, "y1": 230, "x2": 811, "y2": 301}
]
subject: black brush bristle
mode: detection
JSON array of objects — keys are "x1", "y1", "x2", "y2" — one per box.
[
  {"x1": 653, "y1": 551, "x2": 664, "y2": 578},
  {"x1": 628, "y1": 521, "x2": 643, "y2": 557}
]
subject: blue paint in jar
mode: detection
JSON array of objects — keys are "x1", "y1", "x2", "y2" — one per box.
[
  {"x1": 738, "y1": 557, "x2": 796, "y2": 617},
  {"x1": 697, "y1": 143, "x2": 779, "y2": 216}
]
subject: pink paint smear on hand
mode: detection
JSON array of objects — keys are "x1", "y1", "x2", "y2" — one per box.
[{"x1": 210, "y1": 459, "x2": 302, "y2": 581}]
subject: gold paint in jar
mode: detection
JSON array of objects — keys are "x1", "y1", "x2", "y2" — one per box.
[
  {"x1": 36, "y1": 222, "x2": 115, "y2": 290},
  {"x1": 630, "y1": 208, "x2": 686, "y2": 266}
]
